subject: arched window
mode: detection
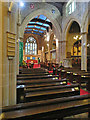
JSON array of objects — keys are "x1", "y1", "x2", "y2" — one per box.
[{"x1": 25, "y1": 37, "x2": 37, "y2": 55}]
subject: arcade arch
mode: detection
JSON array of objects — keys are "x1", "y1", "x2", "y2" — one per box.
[
  {"x1": 65, "y1": 20, "x2": 81, "y2": 69},
  {"x1": 19, "y1": 5, "x2": 62, "y2": 64}
]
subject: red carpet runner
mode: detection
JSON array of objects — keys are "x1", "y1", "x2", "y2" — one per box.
[
  {"x1": 67, "y1": 82, "x2": 90, "y2": 95},
  {"x1": 33, "y1": 64, "x2": 40, "y2": 68}
]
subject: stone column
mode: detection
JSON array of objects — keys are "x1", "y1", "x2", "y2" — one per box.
[
  {"x1": 47, "y1": 44, "x2": 50, "y2": 62},
  {"x1": 0, "y1": 1, "x2": 2, "y2": 107},
  {"x1": 56, "y1": 40, "x2": 60, "y2": 63},
  {"x1": 81, "y1": 32, "x2": 87, "y2": 71},
  {"x1": 9, "y1": 3, "x2": 18, "y2": 105},
  {"x1": 2, "y1": 2, "x2": 18, "y2": 106},
  {"x1": 57, "y1": 41, "x2": 66, "y2": 64},
  {"x1": 16, "y1": 40, "x2": 19, "y2": 75},
  {"x1": 41, "y1": 46, "x2": 45, "y2": 62},
  {"x1": 62, "y1": 41, "x2": 67, "y2": 62},
  {"x1": 2, "y1": 2, "x2": 10, "y2": 106}
]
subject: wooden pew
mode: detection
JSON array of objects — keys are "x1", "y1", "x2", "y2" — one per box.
[
  {"x1": 17, "y1": 72, "x2": 49, "y2": 77},
  {"x1": 17, "y1": 75, "x2": 59, "y2": 80},
  {"x1": 19, "y1": 68, "x2": 47, "y2": 74},
  {"x1": 0, "y1": 95, "x2": 89, "y2": 120},
  {"x1": 66, "y1": 71, "x2": 90, "y2": 91},
  {"x1": 17, "y1": 78, "x2": 67, "y2": 86},
  {"x1": 25, "y1": 84, "x2": 80, "y2": 102},
  {"x1": 25, "y1": 84, "x2": 80, "y2": 93},
  {"x1": 57, "y1": 69, "x2": 67, "y2": 78},
  {"x1": 17, "y1": 78, "x2": 67, "y2": 103},
  {"x1": 80, "y1": 75, "x2": 90, "y2": 91}
]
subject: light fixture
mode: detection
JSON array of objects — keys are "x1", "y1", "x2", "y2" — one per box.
[
  {"x1": 73, "y1": 35, "x2": 82, "y2": 40},
  {"x1": 79, "y1": 36, "x2": 82, "y2": 40},
  {"x1": 19, "y1": 1, "x2": 24, "y2": 7}
]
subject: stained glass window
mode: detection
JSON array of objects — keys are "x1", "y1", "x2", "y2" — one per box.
[{"x1": 25, "y1": 37, "x2": 37, "y2": 55}]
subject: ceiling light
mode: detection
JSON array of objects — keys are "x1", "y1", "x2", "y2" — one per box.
[
  {"x1": 19, "y1": 1, "x2": 24, "y2": 7},
  {"x1": 79, "y1": 36, "x2": 82, "y2": 40},
  {"x1": 73, "y1": 36, "x2": 77, "y2": 40}
]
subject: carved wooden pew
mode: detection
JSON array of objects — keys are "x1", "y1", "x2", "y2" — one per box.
[{"x1": 0, "y1": 95, "x2": 89, "y2": 120}]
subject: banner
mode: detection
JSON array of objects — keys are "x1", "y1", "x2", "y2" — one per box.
[{"x1": 19, "y1": 42, "x2": 23, "y2": 66}]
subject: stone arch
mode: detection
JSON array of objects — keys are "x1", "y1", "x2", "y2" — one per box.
[
  {"x1": 19, "y1": 5, "x2": 62, "y2": 63},
  {"x1": 20, "y1": 8, "x2": 61, "y2": 41},
  {"x1": 63, "y1": 18, "x2": 81, "y2": 68},
  {"x1": 81, "y1": 8, "x2": 89, "y2": 33},
  {"x1": 63, "y1": 18, "x2": 81, "y2": 56},
  {"x1": 63, "y1": 18, "x2": 81, "y2": 41}
]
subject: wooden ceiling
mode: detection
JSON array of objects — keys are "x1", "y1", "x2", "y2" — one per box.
[{"x1": 24, "y1": 15, "x2": 52, "y2": 36}]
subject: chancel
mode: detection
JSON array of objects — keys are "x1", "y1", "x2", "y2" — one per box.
[{"x1": 0, "y1": 1, "x2": 90, "y2": 120}]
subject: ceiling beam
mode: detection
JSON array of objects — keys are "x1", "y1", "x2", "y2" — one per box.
[
  {"x1": 25, "y1": 30, "x2": 44, "y2": 35},
  {"x1": 27, "y1": 23, "x2": 49, "y2": 29},
  {"x1": 24, "y1": 31, "x2": 43, "y2": 36},
  {"x1": 26, "y1": 27, "x2": 46, "y2": 32},
  {"x1": 31, "y1": 18, "x2": 52, "y2": 29}
]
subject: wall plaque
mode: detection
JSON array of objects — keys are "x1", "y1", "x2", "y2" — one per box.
[{"x1": 7, "y1": 32, "x2": 16, "y2": 58}]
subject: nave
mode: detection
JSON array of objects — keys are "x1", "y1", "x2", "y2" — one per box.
[{"x1": 0, "y1": 66, "x2": 90, "y2": 120}]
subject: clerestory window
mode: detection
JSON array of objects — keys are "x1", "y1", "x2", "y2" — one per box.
[{"x1": 66, "y1": 0, "x2": 76, "y2": 15}]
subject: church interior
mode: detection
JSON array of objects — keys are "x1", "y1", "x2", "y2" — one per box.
[{"x1": 0, "y1": 0, "x2": 90, "y2": 120}]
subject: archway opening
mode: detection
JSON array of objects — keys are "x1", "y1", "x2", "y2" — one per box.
[
  {"x1": 66, "y1": 21, "x2": 81, "y2": 69},
  {"x1": 20, "y1": 14, "x2": 57, "y2": 68}
]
